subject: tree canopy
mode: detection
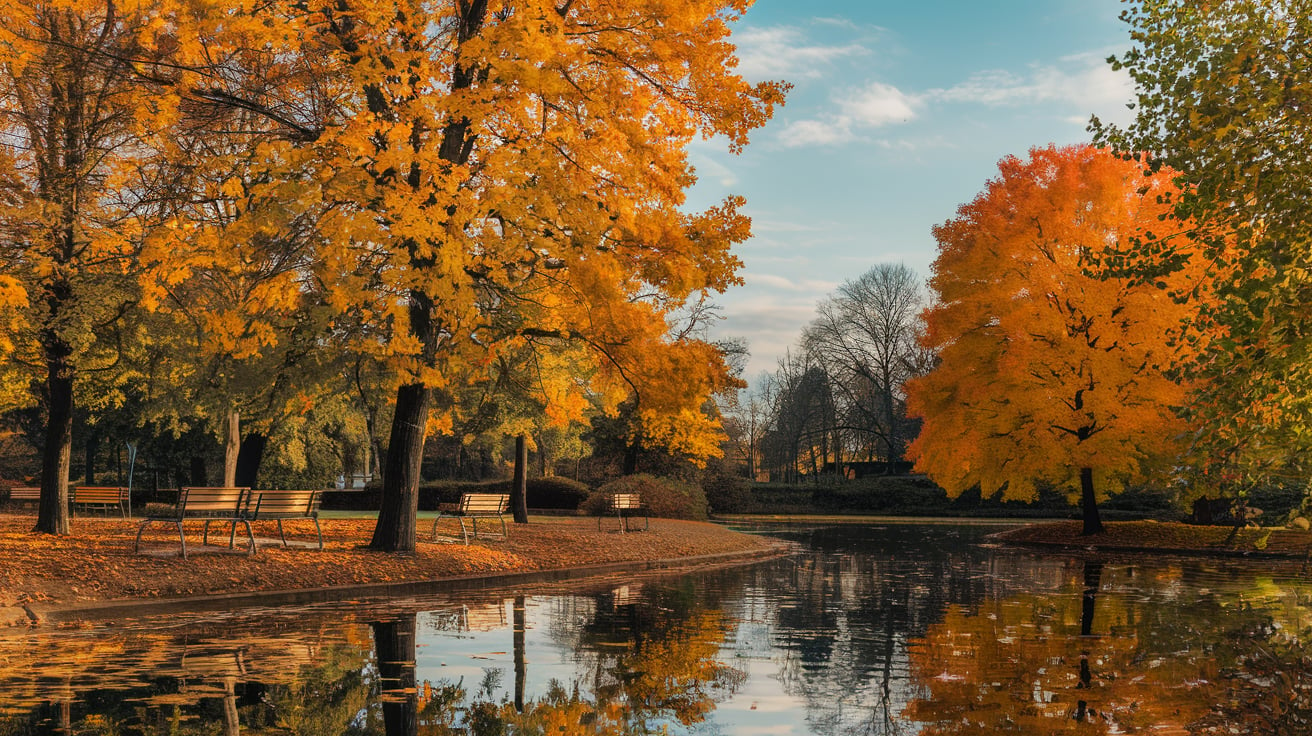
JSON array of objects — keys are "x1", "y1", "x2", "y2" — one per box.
[
  {"x1": 1095, "y1": 0, "x2": 1312, "y2": 484},
  {"x1": 906, "y1": 144, "x2": 1211, "y2": 534},
  {"x1": 0, "y1": 0, "x2": 784, "y2": 541}
]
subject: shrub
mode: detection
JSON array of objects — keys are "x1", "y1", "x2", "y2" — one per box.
[
  {"x1": 583, "y1": 474, "x2": 709, "y2": 520},
  {"x1": 526, "y1": 477, "x2": 590, "y2": 510},
  {"x1": 702, "y1": 467, "x2": 752, "y2": 514}
]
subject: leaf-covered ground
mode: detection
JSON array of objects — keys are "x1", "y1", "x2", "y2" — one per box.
[
  {"x1": 994, "y1": 520, "x2": 1312, "y2": 557},
  {"x1": 0, "y1": 514, "x2": 780, "y2": 619}
]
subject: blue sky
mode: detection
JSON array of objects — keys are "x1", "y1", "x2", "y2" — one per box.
[{"x1": 687, "y1": 0, "x2": 1137, "y2": 379}]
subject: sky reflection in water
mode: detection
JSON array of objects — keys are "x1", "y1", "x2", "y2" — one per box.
[{"x1": 1, "y1": 522, "x2": 1310, "y2": 735}]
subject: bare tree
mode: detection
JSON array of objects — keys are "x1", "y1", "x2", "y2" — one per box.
[{"x1": 803, "y1": 264, "x2": 927, "y2": 468}]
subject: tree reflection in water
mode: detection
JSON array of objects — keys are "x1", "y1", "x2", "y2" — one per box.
[{"x1": 3, "y1": 525, "x2": 1312, "y2": 735}]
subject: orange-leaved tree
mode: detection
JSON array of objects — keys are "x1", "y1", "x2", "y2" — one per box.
[{"x1": 906, "y1": 144, "x2": 1214, "y2": 535}]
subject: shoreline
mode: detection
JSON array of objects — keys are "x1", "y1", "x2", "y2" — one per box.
[
  {"x1": 7, "y1": 514, "x2": 1309, "y2": 627},
  {"x1": 0, "y1": 514, "x2": 789, "y2": 626},
  {"x1": 990, "y1": 519, "x2": 1312, "y2": 560}
]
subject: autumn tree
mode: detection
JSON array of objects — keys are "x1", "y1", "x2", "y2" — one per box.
[
  {"x1": 803, "y1": 263, "x2": 928, "y2": 466},
  {"x1": 137, "y1": 71, "x2": 342, "y2": 489},
  {"x1": 302, "y1": 0, "x2": 783, "y2": 551},
  {"x1": 906, "y1": 145, "x2": 1209, "y2": 535},
  {"x1": 0, "y1": 0, "x2": 180, "y2": 533},
  {"x1": 1094, "y1": 1, "x2": 1312, "y2": 487}
]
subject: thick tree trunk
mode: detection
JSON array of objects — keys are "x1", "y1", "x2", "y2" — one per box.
[
  {"x1": 35, "y1": 354, "x2": 73, "y2": 535},
  {"x1": 234, "y1": 432, "x2": 267, "y2": 489},
  {"x1": 512, "y1": 434, "x2": 528, "y2": 523},
  {"x1": 223, "y1": 409, "x2": 240, "y2": 488},
  {"x1": 371, "y1": 380, "x2": 429, "y2": 552},
  {"x1": 1079, "y1": 466, "x2": 1104, "y2": 535},
  {"x1": 371, "y1": 615, "x2": 418, "y2": 736}
]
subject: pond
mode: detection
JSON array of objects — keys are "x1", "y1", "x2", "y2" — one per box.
[{"x1": 1, "y1": 521, "x2": 1309, "y2": 735}]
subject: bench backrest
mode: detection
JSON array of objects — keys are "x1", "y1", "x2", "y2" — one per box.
[
  {"x1": 72, "y1": 486, "x2": 127, "y2": 504},
  {"x1": 459, "y1": 493, "x2": 509, "y2": 514},
  {"x1": 609, "y1": 493, "x2": 642, "y2": 510},
  {"x1": 248, "y1": 489, "x2": 320, "y2": 517},
  {"x1": 7, "y1": 487, "x2": 40, "y2": 501},
  {"x1": 178, "y1": 487, "x2": 248, "y2": 516}
]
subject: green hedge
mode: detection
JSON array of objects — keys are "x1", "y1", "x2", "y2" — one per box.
[{"x1": 322, "y1": 477, "x2": 592, "y2": 512}]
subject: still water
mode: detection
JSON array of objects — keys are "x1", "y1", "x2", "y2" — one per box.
[{"x1": 2, "y1": 522, "x2": 1310, "y2": 735}]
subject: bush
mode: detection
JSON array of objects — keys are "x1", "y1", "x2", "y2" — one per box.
[
  {"x1": 702, "y1": 467, "x2": 753, "y2": 514},
  {"x1": 526, "y1": 477, "x2": 591, "y2": 510},
  {"x1": 582, "y1": 474, "x2": 709, "y2": 520}
]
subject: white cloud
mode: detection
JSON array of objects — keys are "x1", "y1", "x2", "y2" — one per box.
[
  {"x1": 733, "y1": 26, "x2": 868, "y2": 81},
  {"x1": 841, "y1": 81, "x2": 918, "y2": 126},
  {"x1": 776, "y1": 118, "x2": 859, "y2": 147},
  {"x1": 931, "y1": 56, "x2": 1134, "y2": 122},
  {"x1": 779, "y1": 53, "x2": 1134, "y2": 149},
  {"x1": 777, "y1": 80, "x2": 919, "y2": 148}
]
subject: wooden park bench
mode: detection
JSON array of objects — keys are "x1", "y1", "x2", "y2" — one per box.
[
  {"x1": 134, "y1": 487, "x2": 253, "y2": 559},
  {"x1": 5, "y1": 487, "x2": 40, "y2": 508},
  {"x1": 244, "y1": 489, "x2": 323, "y2": 550},
  {"x1": 431, "y1": 492, "x2": 509, "y2": 545},
  {"x1": 599, "y1": 492, "x2": 649, "y2": 533},
  {"x1": 71, "y1": 486, "x2": 129, "y2": 517}
]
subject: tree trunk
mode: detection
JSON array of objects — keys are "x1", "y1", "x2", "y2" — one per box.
[
  {"x1": 371, "y1": 380, "x2": 429, "y2": 552},
  {"x1": 234, "y1": 432, "x2": 267, "y2": 489},
  {"x1": 622, "y1": 438, "x2": 639, "y2": 476},
  {"x1": 358, "y1": 0, "x2": 488, "y2": 552},
  {"x1": 35, "y1": 353, "x2": 73, "y2": 535},
  {"x1": 83, "y1": 428, "x2": 97, "y2": 485},
  {"x1": 512, "y1": 434, "x2": 529, "y2": 523},
  {"x1": 223, "y1": 409, "x2": 240, "y2": 488},
  {"x1": 190, "y1": 456, "x2": 208, "y2": 485},
  {"x1": 1079, "y1": 466, "x2": 1104, "y2": 535},
  {"x1": 371, "y1": 615, "x2": 418, "y2": 736}
]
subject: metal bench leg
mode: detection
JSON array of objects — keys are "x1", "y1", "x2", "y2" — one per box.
[
  {"x1": 178, "y1": 521, "x2": 188, "y2": 559},
  {"x1": 458, "y1": 517, "x2": 470, "y2": 545},
  {"x1": 431, "y1": 511, "x2": 446, "y2": 541},
  {"x1": 202, "y1": 520, "x2": 212, "y2": 546},
  {"x1": 241, "y1": 519, "x2": 256, "y2": 555},
  {"x1": 498, "y1": 515, "x2": 507, "y2": 538},
  {"x1": 312, "y1": 518, "x2": 323, "y2": 550},
  {"x1": 133, "y1": 520, "x2": 151, "y2": 553},
  {"x1": 277, "y1": 519, "x2": 287, "y2": 547}
]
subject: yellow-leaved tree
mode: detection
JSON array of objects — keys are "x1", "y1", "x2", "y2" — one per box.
[
  {"x1": 302, "y1": 0, "x2": 785, "y2": 551},
  {"x1": 906, "y1": 144, "x2": 1215, "y2": 535},
  {"x1": 0, "y1": 0, "x2": 184, "y2": 533}
]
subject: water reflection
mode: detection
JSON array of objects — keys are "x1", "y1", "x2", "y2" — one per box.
[{"x1": 1, "y1": 523, "x2": 1310, "y2": 735}]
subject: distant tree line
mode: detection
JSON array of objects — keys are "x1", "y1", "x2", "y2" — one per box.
[{"x1": 723, "y1": 263, "x2": 931, "y2": 484}]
